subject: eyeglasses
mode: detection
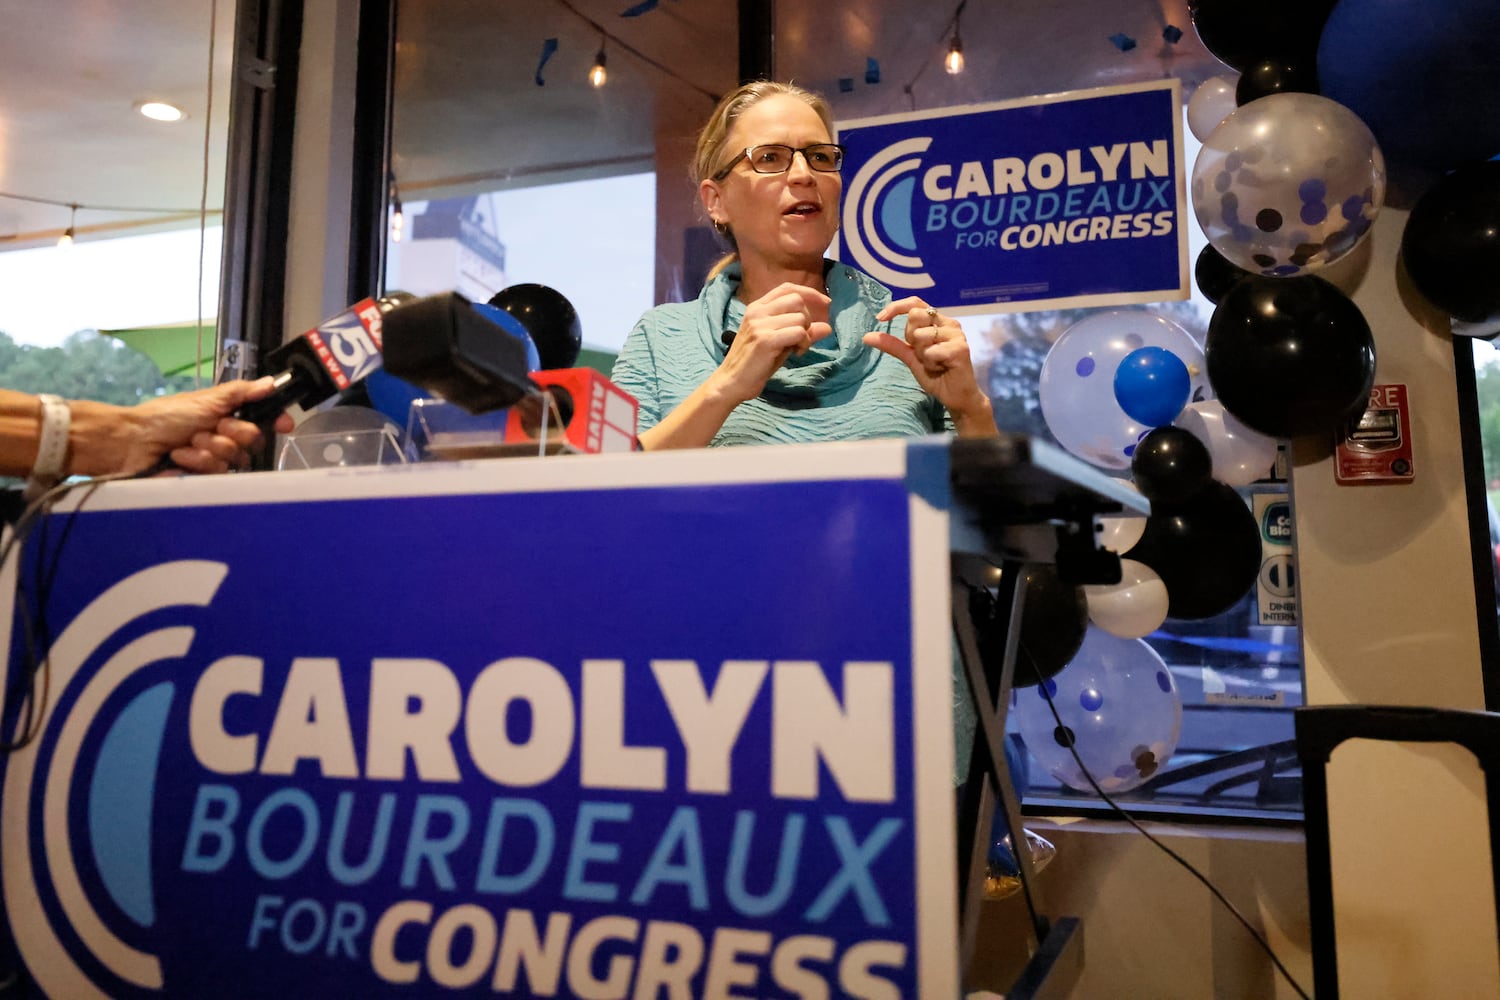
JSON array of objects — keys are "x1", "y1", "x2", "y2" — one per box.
[{"x1": 712, "y1": 143, "x2": 846, "y2": 181}]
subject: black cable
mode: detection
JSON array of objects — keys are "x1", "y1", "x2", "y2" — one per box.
[
  {"x1": 899, "y1": 0, "x2": 967, "y2": 108},
  {"x1": 1028, "y1": 642, "x2": 1312, "y2": 1000},
  {"x1": 552, "y1": 0, "x2": 718, "y2": 101},
  {"x1": 0, "y1": 191, "x2": 222, "y2": 216},
  {"x1": 0, "y1": 475, "x2": 125, "y2": 753},
  {"x1": 195, "y1": 0, "x2": 219, "y2": 390}
]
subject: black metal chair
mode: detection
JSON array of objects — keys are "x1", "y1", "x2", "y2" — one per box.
[{"x1": 1295, "y1": 704, "x2": 1500, "y2": 999}]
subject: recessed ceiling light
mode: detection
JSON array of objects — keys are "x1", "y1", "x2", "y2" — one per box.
[{"x1": 137, "y1": 101, "x2": 186, "y2": 122}]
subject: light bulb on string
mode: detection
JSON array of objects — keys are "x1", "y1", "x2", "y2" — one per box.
[
  {"x1": 58, "y1": 203, "x2": 78, "y2": 247},
  {"x1": 589, "y1": 41, "x2": 608, "y2": 88},
  {"x1": 942, "y1": 32, "x2": 966, "y2": 74},
  {"x1": 389, "y1": 183, "x2": 404, "y2": 244},
  {"x1": 945, "y1": 2, "x2": 966, "y2": 75}
]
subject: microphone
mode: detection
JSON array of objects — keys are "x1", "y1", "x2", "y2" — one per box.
[
  {"x1": 380, "y1": 292, "x2": 539, "y2": 413},
  {"x1": 484, "y1": 284, "x2": 637, "y2": 452},
  {"x1": 382, "y1": 288, "x2": 639, "y2": 455},
  {"x1": 236, "y1": 292, "x2": 414, "y2": 427},
  {"x1": 510, "y1": 367, "x2": 637, "y2": 453}
]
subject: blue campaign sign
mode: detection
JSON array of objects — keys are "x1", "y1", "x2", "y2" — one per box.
[
  {"x1": 0, "y1": 445, "x2": 957, "y2": 998},
  {"x1": 836, "y1": 79, "x2": 1189, "y2": 314}
]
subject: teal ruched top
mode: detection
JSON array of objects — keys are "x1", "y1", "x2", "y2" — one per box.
[{"x1": 611, "y1": 260, "x2": 950, "y2": 444}]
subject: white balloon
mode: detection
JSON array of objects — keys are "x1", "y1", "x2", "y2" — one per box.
[
  {"x1": 1084, "y1": 559, "x2": 1169, "y2": 639},
  {"x1": 1096, "y1": 515, "x2": 1146, "y2": 556},
  {"x1": 1174, "y1": 399, "x2": 1278, "y2": 486},
  {"x1": 1187, "y1": 75, "x2": 1238, "y2": 143}
]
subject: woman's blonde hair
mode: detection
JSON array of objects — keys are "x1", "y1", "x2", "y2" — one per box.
[{"x1": 694, "y1": 80, "x2": 835, "y2": 280}]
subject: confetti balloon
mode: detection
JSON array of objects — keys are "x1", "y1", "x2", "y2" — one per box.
[
  {"x1": 1191, "y1": 92, "x2": 1386, "y2": 276},
  {"x1": 1013, "y1": 627, "x2": 1182, "y2": 794},
  {"x1": 1039, "y1": 311, "x2": 1208, "y2": 471}
]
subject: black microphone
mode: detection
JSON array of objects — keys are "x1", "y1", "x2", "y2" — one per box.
[
  {"x1": 236, "y1": 292, "x2": 414, "y2": 428},
  {"x1": 379, "y1": 291, "x2": 540, "y2": 414},
  {"x1": 383, "y1": 289, "x2": 640, "y2": 455}
]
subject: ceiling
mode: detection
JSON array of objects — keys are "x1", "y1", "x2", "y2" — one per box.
[
  {"x1": 0, "y1": 0, "x2": 236, "y2": 250},
  {"x1": 0, "y1": 0, "x2": 1228, "y2": 251}
]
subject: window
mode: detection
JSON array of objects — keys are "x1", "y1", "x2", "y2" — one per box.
[
  {"x1": 972, "y1": 116, "x2": 1302, "y2": 821},
  {"x1": 0, "y1": 4, "x2": 232, "y2": 413},
  {"x1": 381, "y1": 0, "x2": 1304, "y2": 820},
  {"x1": 385, "y1": 176, "x2": 656, "y2": 365},
  {"x1": 772, "y1": 2, "x2": 1302, "y2": 821}
]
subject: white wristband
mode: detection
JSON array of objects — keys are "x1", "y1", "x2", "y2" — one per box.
[{"x1": 23, "y1": 393, "x2": 71, "y2": 501}]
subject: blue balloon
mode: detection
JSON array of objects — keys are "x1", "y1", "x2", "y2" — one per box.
[
  {"x1": 1113, "y1": 347, "x2": 1191, "y2": 427},
  {"x1": 1317, "y1": 0, "x2": 1500, "y2": 171},
  {"x1": 473, "y1": 303, "x2": 543, "y2": 372},
  {"x1": 366, "y1": 303, "x2": 541, "y2": 434},
  {"x1": 364, "y1": 367, "x2": 431, "y2": 434}
]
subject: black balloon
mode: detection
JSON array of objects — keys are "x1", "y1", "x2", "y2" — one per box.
[
  {"x1": 1131, "y1": 427, "x2": 1214, "y2": 505},
  {"x1": 1206, "y1": 274, "x2": 1375, "y2": 438},
  {"x1": 978, "y1": 564, "x2": 1088, "y2": 689},
  {"x1": 1235, "y1": 57, "x2": 1319, "y2": 105},
  {"x1": 1187, "y1": 0, "x2": 1337, "y2": 73},
  {"x1": 1126, "y1": 481, "x2": 1261, "y2": 620},
  {"x1": 1401, "y1": 160, "x2": 1500, "y2": 325},
  {"x1": 1195, "y1": 244, "x2": 1252, "y2": 304},
  {"x1": 489, "y1": 284, "x2": 583, "y2": 370}
]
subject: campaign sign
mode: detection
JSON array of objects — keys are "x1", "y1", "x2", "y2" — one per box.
[
  {"x1": 837, "y1": 79, "x2": 1189, "y2": 314},
  {"x1": 0, "y1": 444, "x2": 957, "y2": 998}
]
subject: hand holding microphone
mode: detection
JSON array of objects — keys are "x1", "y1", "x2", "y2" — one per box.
[{"x1": 235, "y1": 292, "x2": 414, "y2": 430}]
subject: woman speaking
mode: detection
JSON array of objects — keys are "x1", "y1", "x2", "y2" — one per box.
[{"x1": 613, "y1": 81, "x2": 997, "y2": 449}]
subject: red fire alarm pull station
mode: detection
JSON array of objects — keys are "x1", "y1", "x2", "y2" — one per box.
[{"x1": 1335, "y1": 383, "x2": 1414, "y2": 485}]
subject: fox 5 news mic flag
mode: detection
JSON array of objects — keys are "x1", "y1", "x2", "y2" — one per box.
[
  {"x1": 836, "y1": 79, "x2": 1190, "y2": 314},
  {"x1": 237, "y1": 296, "x2": 407, "y2": 428}
]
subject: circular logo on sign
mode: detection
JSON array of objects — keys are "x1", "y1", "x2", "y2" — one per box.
[
  {"x1": 1259, "y1": 553, "x2": 1296, "y2": 598},
  {"x1": 841, "y1": 136, "x2": 936, "y2": 290}
]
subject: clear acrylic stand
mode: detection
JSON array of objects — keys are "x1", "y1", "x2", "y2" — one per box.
[{"x1": 405, "y1": 392, "x2": 573, "y2": 461}]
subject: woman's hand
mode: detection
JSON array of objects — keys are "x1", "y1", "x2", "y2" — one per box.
[
  {"x1": 711, "y1": 282, "x2": 833, "y2": 404},
  {"x1": 865, "y1": 297, "x2": 997, "y2": 437},
  {"x1": 104, "y1": 378, "x2": 297, "y2": 476}
]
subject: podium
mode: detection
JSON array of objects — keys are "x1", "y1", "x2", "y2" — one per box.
[{"x1": 0, "y1": 435, "x2": 1141, "y2": 998}]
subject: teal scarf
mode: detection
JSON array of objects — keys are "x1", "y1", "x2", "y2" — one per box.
[{"x1": 698, "y1": 260, "x2": 892, "y2": 399}]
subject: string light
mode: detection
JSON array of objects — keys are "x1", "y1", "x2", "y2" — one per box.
[
  {"x1": 389, "y1": 182, "x2": 404, "y2": 244},
  {"x1": 57, "y1": 203, "x2": 78, "y2": 247},
  {"x1": 552, "y1": 0, "x2": 716, "y2": 101},
  {"x1": 589, "y1": 40, "x2": 608, "y2": 88},
  {"x1": 944, "y1": 32, "x2": 964, "y2": 74},
  {"x1": 945, "y1": 2, "x2": 966, "y2": 75}
]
